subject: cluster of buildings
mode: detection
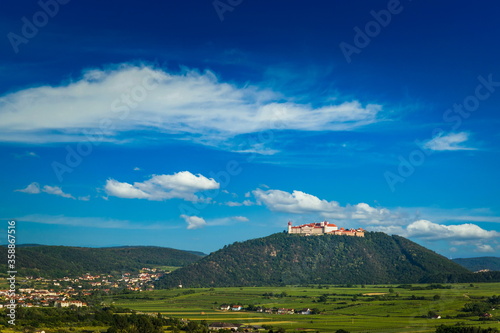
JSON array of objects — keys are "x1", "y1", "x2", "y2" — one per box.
[
  {"x1": 219, "y1": 304, "x2": 243, "y2": 311},
  {"x1": 287, "y1": 221, "x2": 365, "y2": 237},
  {"x1": 219, "y1": 304, "x2": 313, "y2": 315},
  {"x1": 1, "y1": 268, "x2": 165, "y2": 308}
]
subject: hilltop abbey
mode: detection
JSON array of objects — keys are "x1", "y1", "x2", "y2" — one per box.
[{"x1": 287, "y1": 221, "x2": 365, "y2": 237}]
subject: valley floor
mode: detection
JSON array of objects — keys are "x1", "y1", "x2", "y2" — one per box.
[{"x1": 104, "y1": 283, "x2": 500, "y2": 332}]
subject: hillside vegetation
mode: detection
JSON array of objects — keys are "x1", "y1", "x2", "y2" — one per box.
[
  {"x1": 155, "y1": 232, "x2": 484, "y2": 288},
  {"x1": 453, "y1": 257, "x2": 500, "y2": 272},
  {"x1": 0, "y1": 245, "x2": 204, "y2": 278}
]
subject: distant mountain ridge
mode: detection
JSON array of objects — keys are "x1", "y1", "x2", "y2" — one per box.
[
  {"x1": 452, "y1": 257, "x2": 500, "y2": 272},
  {"x1": 0, "y1": 245, "x2": 204, "y2": 278},
  {"x1": 155, "y1": 232, "x2": 478, "y2": 288}
]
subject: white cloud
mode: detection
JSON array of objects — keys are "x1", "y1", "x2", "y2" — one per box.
[
  {"x1": 133, "y1": 167, "x2": 141, "y2": 171},
  {"x1": 105, "y1": 171, "x2": 219, "y2": 202},
  {"x1": 42, "y1": 185, "x2": 75, "y2": 199},
  {"x1": 224, "y1": 200, "x2": 254, "y2": 207},
  {"x1": 406, "y1": 220, "x2": 499, "y2": 240},
  {"x1": 367, "y1": 225, "x2": 406, "y2": 235},
  {"x1": 253, "y1": 188, "x2": 340, "y2": 214},
  {"x1": 475, "y1": 244, "x2": 495, "y2": 253},
  {"x1": 185, "y1": 215, "x2": 249, "y2": 229},
  {"x1": 105, "y1": 179, "x2": 149, "y2": 199},
  {"x1": 252, "y1": 188, "x2": 402, "y2": 224},
  {"x1": 351, "y1": 203, "x2": 393, "y2": 223},
  {"x1": 232, "y1": 142, "x2": 280, "y2": 156},
  {"x1": 181, "y1": 215, "x2": 207, "y2": 230},
  {"x1": 0, "y1": 64, "x2": 382, "y2": 144},
  {"x1": 15, "y1": 182, "x2": 40, "y2": 194},
  {"x1": 208, "y1": 216, "x2": 250, "y2": 226},
  {"x1": 424, "y1": 132, "x2": 475, "y2": 151}
]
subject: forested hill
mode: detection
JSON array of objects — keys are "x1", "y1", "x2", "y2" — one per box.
[
  {"x1": 452, "y1": 257, "x2": 500, "y2": 272},
  {"x1": 0, "y1": 245, "x2": 204, "y2": 278},
  {"x1": 155, "y1": 232, "x2": 474, "y2": 288}
]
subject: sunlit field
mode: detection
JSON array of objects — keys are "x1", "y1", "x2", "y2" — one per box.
[{"x1": 102, "y1": 283, "x2": 500, "y2": 332}]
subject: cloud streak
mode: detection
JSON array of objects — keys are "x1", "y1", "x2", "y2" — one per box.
[
  {"x1": 424, "y1": 132, "x2": 476, "y2": 151},
  {"x1": 16, "y1": 182, "x2": 78, "y2": 200},
  {"x1": 180, "y1": 214, "x2": 249, "y2": 229},
  {"x1": 0, "y1": 64, "x2": 382, "y2": 145},
  {"x1": 15, "y1": 214, "x2": 173, "y2": 230}
]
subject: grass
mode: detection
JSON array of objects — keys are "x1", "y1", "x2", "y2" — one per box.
[{"x1": 101, "y1": 283, "x2": 500, "y2": 332}]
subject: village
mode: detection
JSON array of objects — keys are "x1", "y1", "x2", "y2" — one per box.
[
  {"x1": 0, "y1": 268, "x2": 165, "y2": 308},
  {"x1": 218, "y1": 303, "x2": 318, "y2": 315}
]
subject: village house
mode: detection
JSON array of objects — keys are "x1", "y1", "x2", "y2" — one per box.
[
  {"x1": 277, "y1": 308, "x2": 294, "y2": 315},
  {"x1": 54, "y1": 300, "x2": 87, "y2": 308},
  {"x1": 208, "y1": 322, "x2": 241, "y2": 331},
  {"x1": 231, "y1": 305, "x2": 243, "y2": 311},
  {"x1": 287, "y1": 221, "x2": 365, "y2": 237},
  {"x1": 299, "y1": 308, "x2": 311, "y2": 315}
]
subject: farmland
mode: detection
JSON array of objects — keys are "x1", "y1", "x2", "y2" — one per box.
[{"x1": 103, "y1": 283, "x2": 500, "y2": 332}]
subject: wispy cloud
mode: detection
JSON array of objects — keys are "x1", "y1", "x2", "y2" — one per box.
[
  {"x1": 475, "y1": 244, "x2": 495, "y2": 253},
  {"x1": 15, "y1": 182, "x2": 41, "y2": 194},
  {"x1": 402, "y1": 206, "x2": 500, "y2": 224},
  {"x1": 42, "y1": 185, "x2": 75, "y2": 199},
  {"x1": 16, "y1": 214, "x2": 174, "y2": 229},
  {"x1": 0, "y1": 64, "x2": 382, "y2": 146},
  {"x1": 424, "y1": 131, "x2": 476, "y2": 151},
  {"x1": 13, "y1": 151, "x2": 39, "y2": 159},
  {"x1": 223, "y1": 200, "x2": 254, "y2": 207},
  {"x1": 15, "y1": 182, "x2": 80, "y2": 200}
]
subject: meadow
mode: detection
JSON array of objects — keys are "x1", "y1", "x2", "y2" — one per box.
[{"x1": 103, "y1": 283, "x2": 500, "y2": 332}]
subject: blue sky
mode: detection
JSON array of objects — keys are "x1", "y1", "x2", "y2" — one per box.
[{"x1": 1, "y1": 0, "x2": 499, "y2": 257}]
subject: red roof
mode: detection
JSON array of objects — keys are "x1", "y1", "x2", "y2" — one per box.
[{"x1": 290, "y1": 222, "x2": 364, "y2": 232}]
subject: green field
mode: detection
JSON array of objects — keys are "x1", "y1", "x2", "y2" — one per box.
[{"x1": 103, "y1": 283, "x2": 500, "y2": 332}]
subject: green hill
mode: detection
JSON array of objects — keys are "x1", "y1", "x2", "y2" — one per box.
[
  {"x1": 155, "y1": 232, "x2": 474, "y2": 288},
  {"x1": 0, "y1": 245, "x2": 204, "y2": 278},
  {"x1": 452, "y1": 257, "x2": 500, "y2": 271}
]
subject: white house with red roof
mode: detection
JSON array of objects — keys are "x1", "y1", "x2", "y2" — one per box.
[{"x1": 287, "y1": 221, "x2": 365, "y2": 237}]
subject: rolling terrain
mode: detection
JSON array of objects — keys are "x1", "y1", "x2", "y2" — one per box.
[
  {"x1": 0, "y1": 245, "x2": 204, "y2": 278},
  {"x1": 155, "y1": 232, "x2": 476, "y2": 288},
  {"x1": 453, "y1": 256, "x2": 500, "y2": 272}
]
